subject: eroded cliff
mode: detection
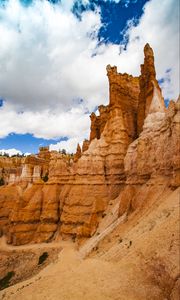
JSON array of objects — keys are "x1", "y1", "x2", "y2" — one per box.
[{"x1": 0, "y1": 44, "x2": 179, "y2": 247}]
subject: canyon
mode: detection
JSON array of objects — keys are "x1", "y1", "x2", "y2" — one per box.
[{"x1": 0, "y1": 44, "x2": 179, "y2": 300}]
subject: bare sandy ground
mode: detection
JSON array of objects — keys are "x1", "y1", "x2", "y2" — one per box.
[{"x1": 0, "y1": 187, "x2": 179, "y2": 300}]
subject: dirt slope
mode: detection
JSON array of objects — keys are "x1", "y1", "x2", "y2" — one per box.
[{"x1": 0, "y1": 187, "x2": 179, "y2": 300}]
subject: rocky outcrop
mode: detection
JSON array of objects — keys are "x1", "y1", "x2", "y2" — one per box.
[
  {"x1": 20, "y1": 148, "x2": 50, "y2": 184},
  {"x1": 0, "y1": 156, "x2": 24, "y2": 185},
  {"x1": 0, "y1": 147, "x2": 50, "y2": 185},
  {"x1": 107, "y1": 65, "x2": 140, "y2": 141},
  {"x1": 82, "y1": 139, "x2": 90, "y2": 152},
  {"x1": 89, "y1": 105, "x2": 109, "y2": 141},
  {"x1": 73, "y1": 143, "x2": 82, "y2": 162},
  {"x1": 125, "y1": 96, "x2": 179, "y2": 188},
  {"x1": 60, "y1": 104, "x2": 129, "y2": 238},
  {"x1": 0, "y1": 44, "x2": 179, "y2": 245},
  {"x1": 119, "y1": 93, "x2": 179, "y2": 216},
  {"x1": 1, "y1": 184, "x2": 61, "y2": 245},
  {"x1": 137, "y1": 43, "x2": 165, "y2": 134}
]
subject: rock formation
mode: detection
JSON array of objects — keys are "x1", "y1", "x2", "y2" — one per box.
[
  {"x1": 0, "y1": 44, "x2": 179, "y2": 246},
  {"x1": 0, "y1": 146, "x2": 50, "y2": 185},
  {"x1": 0, "y1": 156, "x2": 24, "y2": 185},
  {"x1": 137, "y1": 43, "x2": 165, "y2": 134}
]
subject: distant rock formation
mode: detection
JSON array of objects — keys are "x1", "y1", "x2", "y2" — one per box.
[
  {"x1": 0, "y1": 156, "x2": 24, "y2": 185},
  {"x1": 0, "y1": 44, "x2": 179, "y2": 245},
  {"x1": 0, "y1": 146, "x2": 50, "y2": 185}
]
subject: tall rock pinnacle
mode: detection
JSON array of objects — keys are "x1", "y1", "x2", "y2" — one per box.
[{"x1": 137, "y1": 43, "x2": 165, "y2": 134}]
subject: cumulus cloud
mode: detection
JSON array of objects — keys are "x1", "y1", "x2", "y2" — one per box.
[
  {"x1": 122, "y1": 0, "x2": 179, "y2": 100},
  {"x1": 0, "y1": 0, "x2": 105, "y2": 111},
  {"x1": 0, "y1": 101, "x2": 90, "y2": 140},
  {"x1": 50, "y1": 137, "x2": 82, "y2": 153},
  {"x1": 0, "y1": 148, "x2": 31, "y2": 156},
  {"x1": 0, "y1": 0, "x2": 179, "y2": 153},
  {"x1": 0, "y1": 148, "x2": 22, "y2": 156}
]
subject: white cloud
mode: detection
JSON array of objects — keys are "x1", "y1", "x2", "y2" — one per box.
[
  {"x1": 0, "y1": 102, "x2": 90, "y2": 140},
  {"x1": 122, "y1": 0, "x2": 179, "y2": 100},
  {"x1": 50, "y1": 137, "x2": 82, "y2": 153},
  {"x1": 0, "y1": 148, "x2": 22, "y2": 156},
  {"x1": 0, "y1": 0, "x2": 104, "y2": 111},
  {"x1": 0, "y1": 0, "x2": 179, "y2": 153},
  {"x1": 106, "y1": 0, "x2": 138, "y2": 6}
]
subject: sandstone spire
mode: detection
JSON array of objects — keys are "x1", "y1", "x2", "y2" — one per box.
[
  {"x1": 137, "y1": 43, "x2": 164, "y2": 134},
  {"x1": 73, "y1": 143, "x2": 82, "y2": 162}
]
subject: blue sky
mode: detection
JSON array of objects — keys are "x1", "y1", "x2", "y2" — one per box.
[
  {"x1": 0, "y1": 0, "x2": 179, "y2": 155},
  {"x1": 0, "y1": 133, "x2": 67, "y2": 154}
]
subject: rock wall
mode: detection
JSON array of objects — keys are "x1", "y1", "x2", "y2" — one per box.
[
  {"x1": 0, "y1": 156, "x2": 24, "y2": 185},
  {"x1": 106, "y1": 65, "x2": 140, "y2": 141},
  {"x1": 118, "y1": 96, "x2": 180, "y2": 217}
]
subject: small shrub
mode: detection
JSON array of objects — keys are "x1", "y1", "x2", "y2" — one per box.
[
  {"x1": 38, "y1": 252, "x2": 48, "y2": 265},
  {"x1": 42, "y1": 173, "x2": 48, "y2": 182},
  {"x1": 0, "y1": 177, "x2": 5, "y2": 186},
  {"x1": 93, "y1": 246, "x2": 98, "y2": 251},
  {"x1": 72, "y1": 234, "x2": 76, "y2": 242},
  {"x1": 127, "y1": 240, "x2": 132, "y2": 248},
  {"x1": 0, "y1": 271, "x2": 15, "y2": 290}
]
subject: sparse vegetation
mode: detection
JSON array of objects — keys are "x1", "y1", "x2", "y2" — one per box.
[
  {"x1": 0, "y1": 177, "x2": 5, "y2": 186},
  {"x1": 11, "y1": 153, "x2": 25, "y2": 157},
  {"x1": 38, "y1": 252, "x2": 49, "y2": 265},
  {"x1": 72, "y1": 234, "x2": 76, "y2": 242},
  {"x1": 61, "y1": 149, "x2": 66, "y2": 155},
  {"x1": 0, "y1": 152, "x2": 25, "y2": 158},
  {"x1": 93, "y1": 246, "x2": 99, "y2": 251},
  {"x1": 0, "y1": 271, "x2": 15, "y2": 290},
  {"x1": 42, "y1": 173, "x2": 49, "y2": 182},
  {"x1": 0, "y1": 152, "x2": 9, "y2": 157},
  {"x1": 127, "y1": 241, "x2": 132, "y2": 248}
]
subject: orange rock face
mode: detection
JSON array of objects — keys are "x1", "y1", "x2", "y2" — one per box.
[
  {"x1": 0, "y1": 156, "x2": 24, "y2": 184},
  {"x1": 0, "y1": 147, "x2": 50, "y2": 185},
  {"x1": 107, "y1": 65, "x2": 140, "y2": 141},
  {"x1": 125, "y1": 96, "x2": 180, "y2": 188},
  {"x1": 0, "y1": 44, "x2": 179, "y2": 245},
  {"x1": 73, "y1": 143, "x2": 82, "y2": 162},
  {"x1": 89, "y1": 105, "x2": 109, "y2": 141},
  {"x1": 137, "y1": 43, "x2": 165, "y2": 135},
  {"x1": 0, "y1": 184, "x2": 61, "y2": 245}
]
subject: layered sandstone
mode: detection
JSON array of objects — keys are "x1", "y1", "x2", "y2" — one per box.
[
  {"x1": 125, "y1": 95, "x2": 179, "y2": 188},
  {"x1": 0, "y1": 146, "x2": 50, "y2": 185},
  {"x1": 0, "y1": 156, "x2": 24, "y2": 184},
  {"x1": 137, "y1": 43, "x2": 165, "y2": 134},
  {"x1": 106, "y1": 65, "x2": 139, "y2": 141},
  {"x1": 0, "y1": 184, "x2": 61, "y2": 245},
  {"x1": 20, "y1": 147, "x2": 50, "y2": 184}
]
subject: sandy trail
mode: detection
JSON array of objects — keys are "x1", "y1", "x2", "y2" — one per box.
[
  {"x1": 0, "y1": 236, "x2": 62, "y2": 251},
  {"x1": 0, "y1": 241, "x2": 141, "y2": 300},
  {"x1": 0, "y1": 188, "x2": 179, "y2": 300}
]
